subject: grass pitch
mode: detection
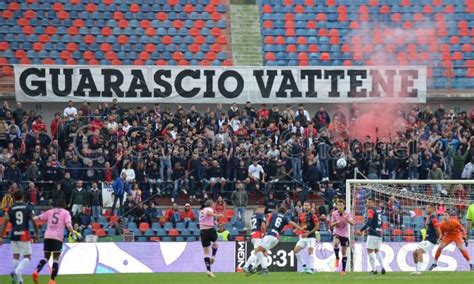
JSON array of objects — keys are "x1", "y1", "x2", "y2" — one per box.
[{"x1": 1, "y1": 272, "x2": 473, "y2": 284}]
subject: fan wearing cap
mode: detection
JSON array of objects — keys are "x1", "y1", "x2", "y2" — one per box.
[
  {"x1": 180, "y1": 203, "x2": 195, "y2": 227},
  {"x1": 429, "y1": 210, "x2": 472, "y2": 271}
]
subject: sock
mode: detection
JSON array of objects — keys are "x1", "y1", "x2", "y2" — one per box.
[
  {"x1": 12, "y1": 259, "x2": 19, "y2": 270},
  {"x1": 295, "y1": 252, "x2": 306, "y2": 267},
  {"x1": 257, "y1": 252, "x2": 267, "y2": 269},
  {"x1": 460, "y1": 249, "x2": 471, "y2": 261},
  {"x1": 342, "y1": 256, "x2": 347, "y2": 272},
  {"x1": 376, "y1": 252, "x2": 384, "y2": 269},
  {"x1": 36, "y1": 259, "x2": 47, "y2": 273},
  {"x1": 204, "y1": 257, "x2": 211, "y2": 272},
  {"x1": 15, "y1": 258, "x2": 30, "y2": 276},
  {"x1": 334, "y1": 247, "x2": 340, "y2": 260},
  {"x1": 369, "y1": 253, "x2": 376, "y2": 272},
  {"x1": 434, "y1": 248, "x2": 442, "y2": 262},
  {"x1": 309, "y1": 253, "x2": 316, "y2": 271},
  {"x1": 416, "y1": 262, "x2": 422, "y2": 272},
  {"x1": 212, "y1": 247, "x2": 218, "y2": 257},
  {"x1": 244, "y1": 254, "x2": 257, "y2": 269},
  {"x1": 51, "y1": 261, "x2": 59, "y2": 280}
]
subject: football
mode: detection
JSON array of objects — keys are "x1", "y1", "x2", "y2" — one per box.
[{"x1": 336, "y1": 158, "x2": 347, "y2": 169}]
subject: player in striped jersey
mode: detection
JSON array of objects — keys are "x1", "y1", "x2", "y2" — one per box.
[
  {"x1": 0, "y1": 190, "x2": 39, "y2": 284},
  {"x1": 411, "y1": 204, "x2": 440, "y2": 275},
  {"x1": 294, "y1": 202, "x2": 320, "y2": 274},
  {"x1": 242, "y1": 206, "x2": 266, "y2": 273}
]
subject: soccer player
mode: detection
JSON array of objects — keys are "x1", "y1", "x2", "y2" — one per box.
[
  {"x1": 247, "y1": 206, "x2": 303, "y2": 276},
  {"x1": 411, "y1": 204, "x2": 440, "y2": 275},
  {"x1": 330, "y1": 199, "x2": 355, "y2": 276},
  {"x1": 358, "y1": 197, "x2": 386, "y2": 275},
  {"x1": 0, "y1": 190, "x2": 39, "y2": 284},
  {"x1": 242, "y1": 205, "x2": 266, "y2": 273},
  {"x1": 32, "y1": 200, "x2": 77, "y2": 284},
  {"x1": 466, "y1": 202, "x2": 474, "y2": 270},
  {"x1": 199, "y1": 199, "x2": 224, "y2": 278},
  {"x1": 294, "y1": 201, "x2": 320, "y2": 274},
  {"x1": 429, "y1": 210, "x2": 472, "y2": 271}
]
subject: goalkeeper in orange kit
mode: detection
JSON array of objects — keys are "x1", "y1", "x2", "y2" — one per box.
[{"x1": 429, "y1": 210, "x2": 472, "y2": 271}]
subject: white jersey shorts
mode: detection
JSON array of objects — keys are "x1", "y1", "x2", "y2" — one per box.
[
  {"x1": 366, "y1": 235, "x2": 382, "y2": 250},
  {"x1": 251, "y1": 238, "x2": 262, "y2": 248},
  {"x1": 259, "y1": 235, "x2": 279, "y2": 251},
  {"x1": 11, "y1": 241, "x2": 32, "y2": 255},
  {"x1": 296, "y1": 237, "x2": 316, "y2": 249},
  {"x1": 417, "y1": 240, "x2": 436, "y2": 253}
]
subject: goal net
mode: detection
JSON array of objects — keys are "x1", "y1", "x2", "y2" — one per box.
[{"x1": 345, "y1": 179, "x2": 474, "y2": 272}]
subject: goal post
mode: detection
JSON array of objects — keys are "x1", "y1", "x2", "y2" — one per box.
[{"x1": 345, "y1": 179, "x2": 474, "y2": 272}]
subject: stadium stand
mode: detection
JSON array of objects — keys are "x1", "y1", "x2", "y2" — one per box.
[
  {"x1": 0, "y1": 0, "x2": 233, "y2": 70},
  {"x1": 259, "y1": 0, "x2": 474, "y2": 89}
]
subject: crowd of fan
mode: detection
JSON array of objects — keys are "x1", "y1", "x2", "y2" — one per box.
[{"x1": 0, "y1": 100, "x2": 472, "y2": 224}]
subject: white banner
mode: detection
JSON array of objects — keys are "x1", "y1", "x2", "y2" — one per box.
[{"x1": 14, "y1": 65, "x2": 427, "y2": 103}]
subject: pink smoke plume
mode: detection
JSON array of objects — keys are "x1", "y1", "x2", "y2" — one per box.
[{"x1": 342, "y1": 19, "x2": 439, "y2": 141}]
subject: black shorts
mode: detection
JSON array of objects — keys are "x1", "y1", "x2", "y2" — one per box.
[
  {"x1": 44, "y1": 239, "x2": 63, "y2": 253},
  {"x1": 200, "y1": 228, "x2": 218, "y2": 248},
  {"x1": 334, "y1": 235, "x2": 350, "y2": 247}
]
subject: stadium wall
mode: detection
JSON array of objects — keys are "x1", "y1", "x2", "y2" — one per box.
[{"x1": 0, "y1": 241, "x2": 472, "y2": 274}]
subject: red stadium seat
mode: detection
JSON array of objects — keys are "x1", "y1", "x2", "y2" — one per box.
[
  {"x1": 306, "y1": 21, "x2": 316, "y2": 29},
  {"x1": 173, "y1": 20, "x2": 184, "y2": 29},
  {"x1": 444, "y1": 5, "x2": 455, "y2": 13},
  {"x1": 275, "y1": 36, "x2": 285, "y2": 45},
  {"x1": 283, "y1": 0, "x2": 293, "y2": 5},
  {"x1": 343, "y1": 60, "x2": 352, "y2": 66},
  {"x1": 17, "y1": 18, "x2": 29, "y2": 27},
  {"x1": 413, "y1": 13, "x2": 424, "y2": 21},
  {"x1": 168, "y1": 0, "x2": 179, "y2": 5},
  {"x1": 286, "y1": 29, "x2": 295, "y2": 37},
  {"x1": 133, "y1": 59, "x2": 144, "y2": 65},
  {"x1": 162, "y1": 35, "x2": 172, "y2": 45},
  {"x1": 305, "y1": 0, "x2": 314, "y2": 5},
  {"x1": 423, "y1": 5, "x2": 433, "y2": 14},
  {"x1": 298, "y1": 52, "x2": 308, "y2": 61},
  {"x1": 223, "y1": 59, "x2": 233, "y2": 66},
  {"x1": 318, "y1": 28, "x2": 327, "y2": 36},
  {"x1": 92, "y1": 223, "x2": 101, "y2": 232},
  {"x1": 211, "y1": 12, "x2": 221, "y2": 21},
  {"x1": 265, "y1": 52, "x2": 275, "y2": 61},
  {"x1": 194, "y1": 20, "x2": 205, "y2": 29},
  {"x1": 139, "y1": 223, "x2": 150, "y2": 233},
  {"x1": 391, "y1": 228, "x2": 402, "y2": 236},
  {"x1": 391, "y1": 13, "x2": 402, "y2": 22},
  {"x1": 285, "y1": 21, "x2": 294, "y2": 28},
  {"x1": 155, "y1": 59, "x2": 167, "y2": 65},
  {"x1": 205, "y1": 5, "x2": 216, "y2": 13},
  {"x1": 156, "y1": 12, "x2": 167, "y2": 21},
  {"x1": 462, "y1": 44, "x2": 472, "y2": 52},
  {"x1": 211, "y1": 28, "x2": 221, "y2": 37},
  {"x1": 452, "y1": 52, "x2": 463, "y2": 60},
  {"x1": 326, "y1": 0, "x2": 336, "y2": 6},
  {"x1": 308, "y1": 44, "x2": 318, "y2": 52},
  {"x1": 206, "y1": 52, "x2": 217, "y2": 61},
  {"x1": 24, "y1": 10, "x2": 36, "y2": 19},
  {"x1": 329, "y1": 36, "x2": 339, "y2": 45},
  {"x1": 145, "y1": 28, "x2": 156, "y2": 36},
  {"x1": 368, "y1": 0, "x2": 378, "y2": 6},
  {"x1": 73, "y1": 19, "x2": 85, "y2": 28},
  {"x1": 1, "y1": 66, "x2": 13, "y2": 76},
  {"x1": 264, "y1": 36, "x2": 274, "y2": 44},
  {"x1": 84, "y1": 35, "x2": 96, "y2": 44},
  {"x1": 341, "y1": 44, "x2": 350, "y2": 52},
  {"x1": 139, "y1": 51, "x2": 150, "y2": 61},
  {"x1": 262, "y1": 5, "x2": 272, "y2": 13},
  {"x1": 178, "y1": 59, "x2": 189, "y2": 66},
  {"x1": 316, "y1": 13, "x2": 327, "y2": 21},
  {"x1": 195, "y1": 35, "x2": 206, "y2": 44},
  {"x1": 83, "y1": 51, "x2": 94, "y2": 60},
  {"x1": 66, "y1": 42, "x2": 78, "y2": 52},
  {"x1": 210, "y1": 43, "x2": 221, "y2": 52},
  {"x1": 404, "y1": 228, "x2": 415, "y2": 236},
  {"x1": 57, "y1": 11, "x2": 69, "y2": 20},
  {"x1": 200, "y1": 59, "x2": 210, "y2": 66},
  {"x1": 263, "y1": 20, "x2": 272, "y2": 29},
  {"x1": 86, "y1": 3, "x2": 97, "y2": 13},
  {"x1": 284, "y1": 13, "x2": 294, "y2": 21},
  {"x1": 140, "y1": 20, "x2": 151, "y2": 29},
  {"x1": 172, "y1": 51, "x2": 183, "y2": 61},
  {"x1": 217, "y1": 35, "x2": 227, "y2": 45},
  {"x1": 380, "y1": 5, "x2": 390, "y2": 14},
  {"x1": 433, "y1": 0, "x2": 442, "y2": 6},
  {"x1": 403, "y1": 21, "x2": 413, "y2": 29},
  {"x1": 42, "y1": 58, "x2": 55, "y2": 65},
  {"x1": 2, "y1": 10, "x2": 13, "y2": 20},
  {"x1": 117, "y1": 35, "x2": 128, "y2": 45},
  {"x1": 113, "y1": 11, "x2": 124, "y2": 20},
  {"x1": 53, "y1": 3, "x2": 64, "y2": 12},
  {"x1": 117, "y1": 20, "x2": 129, "y2": 30},
  {"x1": 101, "y1": 26, "x2": 112, "y2": 36},
  {"x1": 400, "y1": 0, "x2": 410, "y2": 6},
  {"x1": 60, "y1": 50, "x2": 71, "y2": 60},
  {"x1": 184, "y1": 4, "x2": 194, "y2": 13},
  {"x1": 450, "y1": 36, "x2": 460, "y2": 45},
  {"x1": 287, "y1": 44, "x2": 296, "y2": 52},
  {"x1": 349, "y1": 21, "x2": 359, "y2": 29},
  {"x1": 225, "y1": 209, "x2": 234, "y2": 219},
  {"x1": 45, "y1": 26, "x2": 56, "y2": 35},
  {"x1": 297, "y1": 37, "x2": 307, "y2": 45},
  {"x1": 39, "y1": 34, "x2": 50, "y2": 43},
  {"x1": 405, "y1": 236, "x2": 416, "y2": 242},
  {"x1": 295, "y1": 5, "x2": 304, "y2": 14},
  {"x1": 0, "y1": 42, "x2": 9, "y2": 51},
  {"x1": 338, "y1": 13, "x2": 348, "y2": 21},
  {"x1": 145, "y1": 43, "x2": 155, "y2": 53},
  {"x1": 467, "y1": 68, "x2": 474, "y2": 77},
  {"x1": 130, "y1": 4, "x2": 140, "y2": 13},
  {"x1": 96, "y1": 229, "x2": 106, "y2": 237}
]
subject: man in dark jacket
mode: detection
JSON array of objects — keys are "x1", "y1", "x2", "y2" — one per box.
[
  {"x1": 88, "y1": 182, "x2": 103, "y2": 221},
  {"x1": 60, "y1": 172, "x2": 75, "y2": 204},
  {"x1": 4, "y1": 162, "x2": 22, "y2": 184},
  {"x1": 231, "y1": 181, "x2": 248, "y2": 223}
]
